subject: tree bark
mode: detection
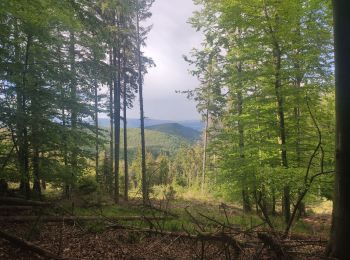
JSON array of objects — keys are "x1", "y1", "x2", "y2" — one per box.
[
  {"x1": 136, "y1": 2, "x2": 148, "y2": 204},
  {"x1": 17, "y1": 33, "x2": 32, "y2": 199},
  {"x1": 31, "y1": 81, "x2": 41, "y2": 197},
  {"x1": 263, "y1": 3, "x2": 290, "y2": 224},
  {"x1": 109, "y1": 49, "x2": 114, "y2": 194},
  {"x1": 327, "y1": 1, "x2": 350, "y2": 258},
  {"x1": 69, "y1": 31, "x2": 77, "y2": 198},
  {"x1": 113, "y1": 18, "x2": 121, "y2": 204},
  {"x1": 123, "y1": 52, "x2": 129, "y2": 201},
  {"x1": 94, "y1": 79, "x2": 99, "y2": 182},
  {"x1": 237, "y1": 58, "x2": 251, "y2": 213},
  {"x1": 201, "y1": 108, "x2": 209, "y2": 193},
  {"x1": 274, "y1": 43, "x2": 290, "y2": 225},
  {"x1": 0, "y1": 230, "x2": 70, "y2": 260}
]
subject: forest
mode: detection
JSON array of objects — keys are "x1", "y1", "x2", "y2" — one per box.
[{"x1": 0, "y1": 0, "x2": 349, "y2": 259}]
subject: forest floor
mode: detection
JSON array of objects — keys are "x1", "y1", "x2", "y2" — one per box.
[{"x1": 0, "y1": 193, "x2": 332, "y2": 259}]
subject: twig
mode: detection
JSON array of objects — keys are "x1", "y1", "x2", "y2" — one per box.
[{"x1": 0, "y1": 230, "x2": 75, "y2": 260}]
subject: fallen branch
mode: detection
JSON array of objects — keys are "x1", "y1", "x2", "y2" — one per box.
[
  {"x1": 0, "y1": 197, "x2": 51, "y2": 207},
  {"x1": 197, "y1": 231, "x2": 243, "y2": 257},
  {"x1": 143, "y1": 203, "x2": 179, "y2": 218},
  {"x1": 0, "y1": 206, "x2": 33, "y2": 211},
  {"x1": 0, "y1": 215, "x2": 170, "y2": 223},
  {"x1": 258, "y1": 233, "x2": 289, "y2": 259},
  {"x1": 110, "y1": 223, "x2": 245, "y2": 253},
  {"x1": 0, "y1": 230, "x2": 73, "y2": 260}
]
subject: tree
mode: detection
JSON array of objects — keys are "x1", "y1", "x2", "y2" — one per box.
[
  {"x1": 0, "y1": 0, "x2": 112, "y2": 198},
  {"x1": 187, "y1": 0, "x2": 333, "y2": 223},
  {"x1": 327, "y1": 1, "x2": 350, "y2": 258},
  {"x1": 134, "y1": 0, "x2": 155, "y2": 204}
]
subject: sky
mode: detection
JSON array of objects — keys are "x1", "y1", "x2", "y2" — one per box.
[{"x1": 127, "y1": 0, "x2": 203, "y2": 121}]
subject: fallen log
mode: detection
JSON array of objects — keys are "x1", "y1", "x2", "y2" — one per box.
[
  {"x1": 0, "y1": 206, "x2": 33, "y2": 211},
  {"x1": 0, "y1": 215, "x2": 170, "y2": 223},
  {"x1": 110, "y1": 224, "x2": 245, "y2": 250},
  {"x1": 0, "y1": 197, "x2": 51, "y2": 207},
  {"x1": 0, "y1": 230, "x2": 72, "y2": 260},
  {"x1": 109, "y1": 223, "x2": 195, "y2": 238},
  {"x1": 142, "y1": 203, "x2": 179, "y2": 218},
  {"x1": 258, "y1": 233, "x2": 289, "y2": 259}
]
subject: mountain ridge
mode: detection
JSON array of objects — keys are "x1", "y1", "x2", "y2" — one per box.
[
  {"x1": 145, "y1": 123, "x2": 201, "y2": 141},
  {"x1": 98, "y1": 118, "x2": 204, "y2": 131}
]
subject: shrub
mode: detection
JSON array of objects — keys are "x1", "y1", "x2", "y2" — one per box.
[{"x1": 78, "y1": 175, "x2": 98, "y2": 194}]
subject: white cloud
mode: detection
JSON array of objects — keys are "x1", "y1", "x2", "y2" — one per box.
[{"x1": 128, "y1": 0, "x2": 203, "y2": 120}]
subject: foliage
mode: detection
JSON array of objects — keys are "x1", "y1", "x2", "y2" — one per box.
[{"x1": 183, "y1": 0, "x2": 335, "y2": 224}]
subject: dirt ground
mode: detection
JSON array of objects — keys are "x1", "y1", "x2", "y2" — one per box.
[{"x1": 0, "y1": 221, "x2": 330, "y2": 259}]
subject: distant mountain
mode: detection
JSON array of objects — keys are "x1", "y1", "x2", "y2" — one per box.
[
  {"x1": 145, "y1": 123, "x2": 201, "y2": 142},
  {"x1": 118, "y1": 128, "x2": 191, "y2": 160},
  {"x1": 177, "y1": 120, "x2": 204, "y2": 131},
  {"x1": 98, "y1": 118, "x2": 204, "y2": 131}
]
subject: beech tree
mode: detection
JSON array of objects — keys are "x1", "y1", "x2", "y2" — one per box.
[
  {"x1": 327, "y1": 0, "x2": 350, "y2": 258},
  {"x1": 187, "y1": 0, "x2": 333, "y2": 224}
]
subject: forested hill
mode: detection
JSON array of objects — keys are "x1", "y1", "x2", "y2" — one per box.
[
  {"x1": 120, "y1": 128, "x2": 190, "y2": 160},
  {"x1": 98, "y1": 118, "x2": 203, "y2": 131},
  {"x1": 145, "y1": 123, "x2": 201, "y2": 141}
]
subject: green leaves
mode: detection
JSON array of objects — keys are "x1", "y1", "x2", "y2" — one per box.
[{"x1": 186, "y1": 0, "x2": 334, "y2": 206}]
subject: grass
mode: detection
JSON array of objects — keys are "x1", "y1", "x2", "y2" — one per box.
[
  {"x1": 308, "y1": 200, "x2": 333, "y2": 215},
  {"x1": 39, "y1": 188, "x2": 331, "y2": 238}
]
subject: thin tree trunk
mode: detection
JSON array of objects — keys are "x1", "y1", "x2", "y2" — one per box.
[
  {"x1": 14, "y1": 19, "x2": 24, "y2": 196},
  {"x1": 136, "y1": 2, "x2": 148, "y2": 204},
  {"x1": 274, "y1": 43, "x2": 290, "y2": 225},
  {"x1": 113, "y1": 17, "x2": 121, "y2": 203},
  {"x1": 263, "y1": 4, "x2": 290, "y2": 224},
  {"x1": 32, "y1": 146, "x2": 41, "y2": 197},
  {"x1": 18, "y1": 33, "x2": 32, "y2": 199},
  {"x1": 201, "y1": 108, "x2": 209, "y2": 193},
  {"x1": 56, "y1": 42, "x2": 69, "y2": 198},
  {"x1": 123, "y1": 53, "x2": 129, "y2": 201},
  {"x1": 109, "y1": 49, "x2": 114, "y2": 195},
  {"x1": 94, "y1": 80, "x2": 99, "y2": 182},
  {"x1": 327, "y1": 1, "x2": 350, "y2": 258},
  {"x1": 237, "y1": 58, "x2": 251, "y2": 213},
  {"x1": 272, "y1": 188, "x2": 276, "y2": 216},
  {"x1": 31, "y1": 86, "x2": 41, "y2": 197},
  {"x1": 62, "y1": 96, "x2": 69, "y2": 198},
  {"x1": 293, "y1": 23, "x2": 306, "y2": 218},
  {"x1": 69, "y1": 31, "x2": 77, "y2": 198},
  {"x1": 123, "y1": 88, "x2": 128, "y2": 201}
]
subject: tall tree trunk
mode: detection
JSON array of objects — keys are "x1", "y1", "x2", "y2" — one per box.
[
  {"x1": 293, "y1": 21, "x2": 306, "y2": 218},
  {"x1": 18, "y1": 33, "x2": 32, "y2": 199},
  {"x1": 113, "y1": 18, "x2": 121, "y2": 204},
  {"x1": 294, "y1": 76, "x2": 306, "y2": 218},
  {"x1": 237, "y1": 59, "x2": 251, "y2": 213},
  {"x1": 56, "y1": 43, "x2": 69, "y2": 198},
  {"x1": 263, "y1": 3, "x2": 290, "y2": 224},
  {"x1": 94, "y1": 80, "x2": 99, "y2": 182},
  {"x1": 136, "y1": 2, "x2": 148, "y2": 204},
  {"x1": 201, "y1": 108, "x2": 209, "y2": 193},
  {"x1": 109, "y1": 50, "x2": 114, "y2": 195},
  {"x1": 62, "y1": 94, "x2": 69, "y2": 198},
  {"x1": 238, "y1": 90, "x2": 251, "y2": 213},
  {"x1": 31, "y1": 85, "x2": 41, "y2": 198},
  {"x1": 327, "y1": 1, "x2": 350, "y2": 258},
  {"x1": 69, "y1": 31, "x2": 77, "y2": 198},
  {"x1": 32, "y1": 147, "x2": 41, "y2": 197},
  {"x1": 123, "y1": 80, "x2": 129, "y2": 201},
  {"x1": 274, "y1": 45, "x2": 290, "y2": 224},
  {"x1": 123, "y1": 52, "x2": 129, "y2": 201}
]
